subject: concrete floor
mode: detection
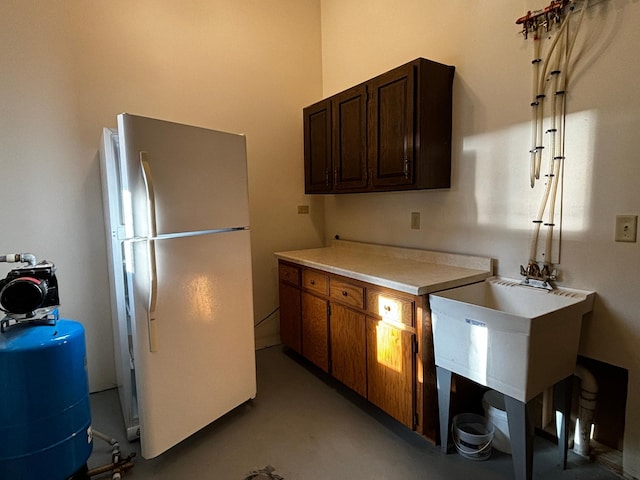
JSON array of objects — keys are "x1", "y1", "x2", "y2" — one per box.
[{"x1": 88, "y1": 345, "x2": 623, "y2": 480}]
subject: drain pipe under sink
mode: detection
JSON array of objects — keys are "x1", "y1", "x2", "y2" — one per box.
[
  {"x1": 551, "y1": 365, "x2": 598, "y2": 457},
  {"x1": 573, "y1": 365, "x2": 598, "y2": 457}
]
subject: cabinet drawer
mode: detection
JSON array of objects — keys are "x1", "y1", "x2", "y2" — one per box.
[
  {"x1": 302, "y1": 269, "x2": 329, "y2": 296},
  {"x1": 279, "y1": 263, "x2": 300, "y2": 286},
  {"x1": 366, "y1": 290, "x2": 414, "y2": 327},
  {"x1": 330, "y1": 279, "x2": 364, "y2": 309}
]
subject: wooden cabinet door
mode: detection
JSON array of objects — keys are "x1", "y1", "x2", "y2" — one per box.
[
  {"x1": 367, "y1": 62, "x2": 416, "y2": 189},
  {"x1": 330, "y1": 303, "x2": 367, "y2": 397},
  {"x1": 332, "y1": 84, "x2": 368, "y2": 191},
  {"x1": 301, "y1": 291, "x2": 329, "y2": 372},
  {"x1": 366, "y1": 316, "x2": 415, "y2": 429},
  {"x1": 279, "y1": 281, "x2": 301, "y2": 353},
  {"x1": 304, "y1": 99, "x2": 332, "y2": 193}
]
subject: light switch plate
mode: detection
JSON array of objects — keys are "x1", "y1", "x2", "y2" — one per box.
[{"x1": 615, "y1": 215, "x2": 637, "y2": 242}]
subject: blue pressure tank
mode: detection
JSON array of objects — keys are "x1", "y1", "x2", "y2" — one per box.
[{"x1": 0, "y1": 319, "x2": 93, "y2": 480}]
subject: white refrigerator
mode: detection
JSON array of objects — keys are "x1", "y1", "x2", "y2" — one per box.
[{"x1": 99, "y1": 113, "x2": 257, "y2": 459}]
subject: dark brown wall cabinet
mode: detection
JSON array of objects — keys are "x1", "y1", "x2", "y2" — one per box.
[{"x1": 303, "y1": 58, "x2": 455, "y2": 194}]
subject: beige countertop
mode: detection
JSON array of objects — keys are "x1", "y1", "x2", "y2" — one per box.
[{"x1": 274, "y1": 240, "x2": 493, "y2": 295}]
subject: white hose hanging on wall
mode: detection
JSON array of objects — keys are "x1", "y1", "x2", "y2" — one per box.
[{"x1": 518, "y1": 0, "x2": 590, "y2": 287}]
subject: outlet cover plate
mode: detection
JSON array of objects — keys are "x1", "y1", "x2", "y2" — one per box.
[
  {"x1": 411, "y1": 212, "x2": 420, "y2": 230},
  {"x1": 615, "y1": 215, "x2": 637, "y2": 242}
]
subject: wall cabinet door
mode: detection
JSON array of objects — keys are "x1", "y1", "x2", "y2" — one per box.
[
  {"x1": 301, "y1": 291, "x2": 329, "y2": 372},
  {"x1": 366, "y1": 316, "x2": 415, "y2": 429},
  {"x1": 279, "y1": 281, "x2": 301, "y2": 354},
  {"x1": 368, "y1": 63, "x2": 415, "y2": 188},
  {"x1": 303, "y1": 99, "x2": 332, "y2": 193},
  {"x1": 332, "y1": 84, "x2": 368, "y2": 191},
  {"x1": 330, "y1": 303, "x2": 367, "y2": 397}
]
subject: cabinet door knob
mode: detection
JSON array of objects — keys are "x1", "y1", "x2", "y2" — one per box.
[
  {"x1": 342, "y1": 291, "x2": 348, "y2": 296},
  {"x1": 310, "y1": 280, "x2": 315, "y2": 285}
]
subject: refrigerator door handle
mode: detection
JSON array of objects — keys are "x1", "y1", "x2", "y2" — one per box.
[
  {"x1": 140, "y1": 152, "x2": 158, "y2": 238},
  {"x1": 146, "y1": 239, "x2": 159, "y2": 352},
  {"x1": 140, "y1": 151, "x2": 159, "y2": 352}
]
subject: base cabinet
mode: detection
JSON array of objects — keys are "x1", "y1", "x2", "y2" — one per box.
[
  {"x1": 279, "y1": 282, "x2": 301, "y2": 354},
  {"x1": 278, "y1": 260, "x2": 431, "y2": 436},
  {"x1": 301, "y1": 292, "x2": 329, "y2": 372},
  {"x1": 366, "y1": 317, "x2": 415, "y2": 429},
  {"x1": 330, "y1": 303, "x2": 367, "y2": 397}
]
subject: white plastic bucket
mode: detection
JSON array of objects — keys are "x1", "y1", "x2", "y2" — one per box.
[
  {"x1": 482, "y1": 390, "x2": 512, "y2": 454},
  {"x1": 452, "y1": 413, "x2": 494, "y2": 461}
]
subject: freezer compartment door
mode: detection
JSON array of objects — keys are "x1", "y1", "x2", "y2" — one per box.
[
  {"x1": 129, "y1": 229, "x2": 256, "y2": 459},
  {"x1": 117, "y1": 113, "x2": 250, "y2": 236}
]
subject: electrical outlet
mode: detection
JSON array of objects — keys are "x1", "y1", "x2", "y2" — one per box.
[
  {"x1": 411, "y1": 212, "x2": 420, "y2": 230},
  {"x1": 297, "y1": 205, "x2": 310, "y2": 214},
  {"x1": 615, "y1": 215, "x2": 637, "y2": 242}
]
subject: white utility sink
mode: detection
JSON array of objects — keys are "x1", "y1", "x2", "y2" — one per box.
[{"x1": 429, "y1": 277, "x2": 595, "y2": 402}]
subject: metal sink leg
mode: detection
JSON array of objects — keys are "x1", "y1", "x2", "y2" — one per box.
[
  {"x1": 436, "y1": 366, "x2": 453, "y2": 453},
  {"x1": 504, "y1": 396, "x2": 534, "y2": 480}
]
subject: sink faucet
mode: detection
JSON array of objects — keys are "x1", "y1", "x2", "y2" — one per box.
[{"x1": 520, "y1": 261, "x2": 557, "y2": 290}]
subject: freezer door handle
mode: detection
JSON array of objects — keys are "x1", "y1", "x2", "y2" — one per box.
[
  {"x1": 147, "y1": 239, "x2": 159, "y2": 352},
  {"x1": 140, "y1": 152, "x2": 158, "y2": 238}
]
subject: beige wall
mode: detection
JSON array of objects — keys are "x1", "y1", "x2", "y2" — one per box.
[
  {"x1": 3, "y1": 0, "x2": 639, "y2": 476},
  {"x1": 0, "y1": 0, "x2": 324, "y2": 391},
  {"x1": 320, "y1": 0, "x2": 640, "y2": 476}
]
